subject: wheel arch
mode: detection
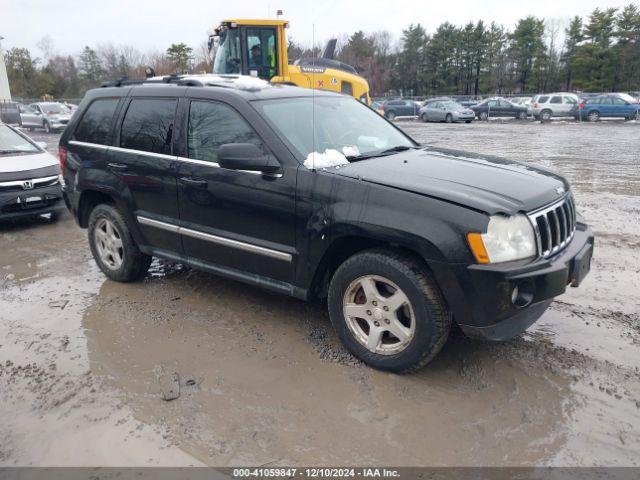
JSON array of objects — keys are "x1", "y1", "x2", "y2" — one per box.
[
  {"x1": 77, "y1": 189, "x2": 117, "y2": 228},
  {"x1": 308, "y1": 233, "x2": 440, "y2": 301}
]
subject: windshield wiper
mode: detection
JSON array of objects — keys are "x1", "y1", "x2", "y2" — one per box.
[
  {"x1": 346, "y1": 145, "x2": 419, "y2": 162},
  {"x1": 0, "y1": 150, "x2": 26, "y2": 154}
]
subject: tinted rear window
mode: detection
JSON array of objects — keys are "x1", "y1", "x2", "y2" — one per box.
[
  {"x1": 120, "y1": 98, "x2": 177, "y2": 155},
  {"x1": 73, "y1": 98, "x2": 119, "y2": 145}
]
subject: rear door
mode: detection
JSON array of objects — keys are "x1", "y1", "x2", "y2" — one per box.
[
  {"x1": 175, "y1": 97, "x2": 297, "y2": 283},
  {"x1": 19, "y1": 105, "x2": 41, "y2": 128},
  {"x1": 111, "y1": 93, "x2": 182, "y2": 254},
  {"x1": 432, "y1": 102, "x2": 445, "y2": 121}
]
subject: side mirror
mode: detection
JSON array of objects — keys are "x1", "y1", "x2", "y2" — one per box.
[
  {"x1": 218, "y1": 143, "x2": 281, "y2": 174},
  {"x1": 36, "y1": 141, "x2": 48, "y2": 149}
]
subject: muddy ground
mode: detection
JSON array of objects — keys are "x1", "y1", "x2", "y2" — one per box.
[{"x1": 1, "y1": 121, "x2": 638, "y2": 466}]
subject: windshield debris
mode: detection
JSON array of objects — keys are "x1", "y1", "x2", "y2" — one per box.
[{"x1": 304, "y1": 149, "x2": 350, "y2": 170}]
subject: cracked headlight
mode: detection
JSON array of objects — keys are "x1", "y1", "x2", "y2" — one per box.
[{"x1": 467, "y1": 214, "x2": 536, "y2": 263}]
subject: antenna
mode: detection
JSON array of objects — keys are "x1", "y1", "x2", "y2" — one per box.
[{"x1": 312, "y1": 23, "x2": 316, "y2": 171}]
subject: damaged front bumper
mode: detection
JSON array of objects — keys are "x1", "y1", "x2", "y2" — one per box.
[{"x1": 432, "y1": 221, "x2": 594, "y2": 341}]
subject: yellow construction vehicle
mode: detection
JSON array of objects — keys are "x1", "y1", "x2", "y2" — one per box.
[{"x1": 209, "y1": 19, "x2": 370, "y2": 104}]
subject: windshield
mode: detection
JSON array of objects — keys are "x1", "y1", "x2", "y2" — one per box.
[
  {"x1": 256, "y1": 96, "x2": 416, "y2": 160},
  {"x1": 0, "y1": 125, "x2": 40, "y2": 155},
  {"x1": 619, "y1": 93, "x2": 637, "y2": 103},
  {"x1": 213, "y1": 27, "x2": 241, "y2": 74},
  {"x1": 38, "y1": 103, "x2": 69, "y2": 114}
]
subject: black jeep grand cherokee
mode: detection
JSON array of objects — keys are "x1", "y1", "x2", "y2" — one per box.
[{"x1": 59, "y1": 75, "x2": 594, "y2": 372}]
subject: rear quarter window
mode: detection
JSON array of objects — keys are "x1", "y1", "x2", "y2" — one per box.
[
  {"x1": 537, "y1": 96, "x2": 549, "y2": 103},
  {"x1": 73, "y1": 98, "x2": 119, "y2": 145}
]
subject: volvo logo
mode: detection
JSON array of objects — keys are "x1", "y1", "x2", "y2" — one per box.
[
  {"x1": 556, "y1": 186, "x2": 565, "y2": 195},
  {"x1": 22, "y1": 180, "x2": 34, "y2": 190}
]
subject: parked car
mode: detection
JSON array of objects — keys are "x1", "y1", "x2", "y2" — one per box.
[
  {"x1": 419, "y1": 100, "x2": 475, "y2": 123},
  {"x1": 0, "y1": 101, "x2": 22, "y2": 125},
  {"x1": 510, "y1": 96, "x2": 533, "y2": 115},
  {"x1": 370, "y1": 101, "x2": 385, "y2": 116},
  {"x1": 453, "y1": 96, "x2": 478, "y2": 107},
  {"x1": 21, "y1": 102, "x2": 72, "y2": 133},
  {"x1": 380, "y1": 99, "x2": 420, "y2": 120},
  {"x1": 60, "y1": 75, "x2": 593, "y2": 373},
  {"x1": 0, "y1": 123, "x2": 64, "y2": 221},
  {"x1": 531, "y1": 93, "x2": 579, "y2": 121},
  {"x1": 573, "y1": 93, "x2": 640, "y2": 121},
  {"x1": 471, "y1": 98, "x2": 528, "y2": 120}
]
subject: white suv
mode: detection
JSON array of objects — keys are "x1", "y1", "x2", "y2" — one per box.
[{"x1": 531, "y1": 93, "x2": 579, "y2": 122}]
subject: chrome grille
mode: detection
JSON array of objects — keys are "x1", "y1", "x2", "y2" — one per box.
[{"x1": 529, "y1": 195, "x2": 576, "y2": 258}]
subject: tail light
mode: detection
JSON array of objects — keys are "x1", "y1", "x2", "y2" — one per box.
[
  {"x1": 58, "y1": 146, "x2": 67, "y2": 171},
  {"x1": 533, "y1": 103, "x2": 539, "y2": 109},
  {"x1": 579, "y1": 103, "x2": 585, "y2": 109}
]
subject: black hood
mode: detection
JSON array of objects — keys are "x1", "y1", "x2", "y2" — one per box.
[{"x1": 327, "y1": 147, "x2": 569, "y2": 214}]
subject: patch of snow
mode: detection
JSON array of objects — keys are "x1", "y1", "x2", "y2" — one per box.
[
  {"x1": 342, "y1": 145, "x2": 360, "y2": 157},
  {"x1": 303, "y1": 149, "x2": 350, "y2": 170},
  {"x1": 232, "y1": 76, "x2": 271, "y2": 91}
]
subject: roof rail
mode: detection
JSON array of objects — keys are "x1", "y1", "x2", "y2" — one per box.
[{"x1": 99, "y1": 74, "x2": 273, "y2": 92}]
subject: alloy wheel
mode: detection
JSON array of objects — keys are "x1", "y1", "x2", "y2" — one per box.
[
  {"x1": 342, "y1": 275, "x2": 415, "y2": 355},
  {"x1": 94, "y1": 218, "x2": 124, "y2": 270}
]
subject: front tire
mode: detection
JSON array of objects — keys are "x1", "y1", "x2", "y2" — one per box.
[
  {"x1": 327, "y1": 249, "x2": 451, "y2": 373},
  {"x1": 88, "y1": 204, "x2": 151, "y2": 282},
  {"x1": 445, "y1": 113, "x2": 453, "y2": 123},
  {"x1": 478, "y1": 111, "x2": 488, "y2": 121},
  {"x1": 386, "y1": 111, "x2": 396, "y2": 121},
  {"x1": 540, "y1": 110, "x2": 552, "y2": 122},
  {"x1": 43, "y1": 121, "x2": 51, "y2": 133},
  {"x1": 421, "y1": 113, "x2": 428, "y2": 122},
  {"x1": 517, "y1": 111, "x2": 527, "y2": 120}
]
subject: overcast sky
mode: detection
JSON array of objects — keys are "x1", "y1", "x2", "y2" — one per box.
[{"x1": 1, "y1": 0, "x2": 634, "y2": 57}]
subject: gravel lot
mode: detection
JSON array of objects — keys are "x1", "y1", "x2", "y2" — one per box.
[{"x1": 1, "y1": 120, "x2": 639, "y2": 466}]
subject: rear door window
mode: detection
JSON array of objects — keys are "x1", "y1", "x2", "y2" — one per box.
[
  {"x1": 120, "y1": 98, "x2": 177, "y2": 155},
  {"x1": 563, "y1": 97, "x2": 577, "y2": 104},
  {"x1": 550, "y1": 96, "x2": 562, "y2": 104},
  {"x1": 187, "y1": 100, "x2": 265, "y2": 163},
  {"x1": 73, "y1": 98, "x2": 119, "y2": 145}
]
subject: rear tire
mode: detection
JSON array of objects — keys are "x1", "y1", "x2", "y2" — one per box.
[
  {"x1": 588, "y1": 110, "x2": 600, "y2": 122},
  {"x1": 88, "y1": 204, "x2": 151, "y2": 282},
  {"x1": 327, "y1": 249, "x2": 451, "y2": 373},
  {"x1": 517, "y1": 111, "x2": 527, "y2": 120},
  {"x1": 421, "y1": 113, "x2": 428, "y2": 122},
  {"x1": 540, "y1": 110, "x2": 552, "y2": 122},
  {"x1": 43, "y1": 121, "x2": 51, "y2": 133},
  {"x1": 386, "y1": 111, "x2": 396, "y2": 121},
  {"x1": 479, "y1": 111, "x2": 488, "y2": 121},
  {"x1": 465, "y1": 120, "x2": 472, "y2": 123}
]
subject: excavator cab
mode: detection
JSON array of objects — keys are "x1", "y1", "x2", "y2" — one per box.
[
  {"x1": 210, "y1": 19, "x2": 371, "y2": 104},
  {"x1": 212, "y1": 20, "x2": 286, "y2": 81}
]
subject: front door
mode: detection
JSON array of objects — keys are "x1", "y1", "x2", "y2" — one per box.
[
  {"x1": 111, "y1": 96, "x2": 182, "y2": 254},
  {"x1": 19, "y1": 105, "x2": 41, "y2": 128},
  {"x1": 176, "y1": 99, "x2": 297, "y2": 283}
]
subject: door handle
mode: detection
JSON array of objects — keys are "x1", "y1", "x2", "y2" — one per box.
[
  {"x1": 179, "y1": 177, "x2": 208, "y2": 188},
  {"x1": 107, "y1": 162, "x2": 128, "y2": 170}
]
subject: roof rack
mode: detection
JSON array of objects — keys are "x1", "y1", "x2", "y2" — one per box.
[{"x1": 99, "y1": 74, "x2": 273, "y2": 92}]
